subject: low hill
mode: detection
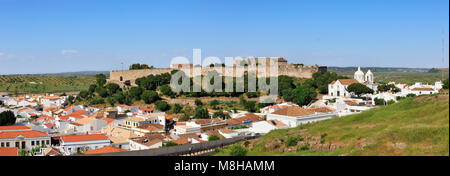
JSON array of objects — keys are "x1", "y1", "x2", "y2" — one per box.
[
  {"x1": 215, "y1": 94, "x2": 449, "y2": 156},
  {"x1": 0, "y1": 74, "x2": 97, "y2": 94}
]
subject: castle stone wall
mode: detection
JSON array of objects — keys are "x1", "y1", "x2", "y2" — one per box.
[{"x1": 108, "y1": 65, "x2": 323, "y2": 86}]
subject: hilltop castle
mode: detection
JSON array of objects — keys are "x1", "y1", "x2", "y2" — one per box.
[{"x1": 108, "y1": 57, "x2": 327, "y2": 87}]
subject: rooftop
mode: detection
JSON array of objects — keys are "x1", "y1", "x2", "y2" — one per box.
[
  {"x1": 61, "y1": 134, "x2": 108, "y2": 142},
  {"x1": 84, "y1": 145, "x2": 125, "y2": 155}
]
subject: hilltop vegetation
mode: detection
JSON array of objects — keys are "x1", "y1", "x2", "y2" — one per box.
[
  {"x1": 215, "y1": 94, "x2": 449, "y2": 156},
  {"x1": 0, "y1": 74, "x2": 97, "y2": 94}
]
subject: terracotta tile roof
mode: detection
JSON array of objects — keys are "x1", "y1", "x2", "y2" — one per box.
[
  {"x1": 166, "y1": 114, "x2": 179, "y2": 120},
  {"x1": 226, "y1": 118, "x2": 242, "y2": 126},
  {"x1": 69, "y1": 110, "x2": 88, "y2": 116},
  {"x1": 44, "y1": 147, "x2": 62, "y2": 156},
  {"x1": 172, "y1": 137, "x2": 189, "y2": 145},
  {"x1": 0, "y1": 147, "x2": 19, "y2": 156},
  {"x1": 220, "y1": 128, "x2": 237, "y2": 134},
  {"x1": 84, "y1": 145, "x2": 125, "y2": 155},
  {"x1": 309, "y1": 107, "x2": 336, "y2": 113},
  {"x1": 344, "y1": 100, "x2": 358, "y2": 106},
  {"x1": 0, "y1": 125, "x2": 31, "y2": 131},
  {"x1": 100, "y1": 117, "x2": 115, "y2": 124},
  {"x1": 272, "y1": 106, "x2": 315, "y2": 117},
  {"x1": 195, "y1": 118, "x2": 224, "y2": 125},
  {"x1": 44, "y1": 107, "x2": 56, "y2": 111},
  {"x1": 0, "y1": 130, "x2": 49, "y2": 139},
  {"x1": 69, "y1": 115, "x2": 86, "y2": 119},
  {"x1": 74, "y1": 118, "x2": 96, "y2": 125},
  {"x1": 130, "y1": 133, "x2": 164, "y2": 146},
  {"x1": 411, "y1": 87, "x2": 434, "y2": 91},
  {"x1": 137, "y1": 123, "x2": 164, "y2": 131},
  {"x1": 61, "y1": 134, "x2": 108, "y2": 142},
  {"x1": 35, "y1": 116, "x2": 55, "y2": 122},
  {"x1": 266, "y1": 120, "x2": 287, "y2": 128},
  {"x1": 330, "y1": 79, "x2": 360, "y2": 85}
]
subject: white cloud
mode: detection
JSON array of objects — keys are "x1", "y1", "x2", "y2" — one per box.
[{"x1": 61, "y1": 49, "x2": 78, "y2": 55}]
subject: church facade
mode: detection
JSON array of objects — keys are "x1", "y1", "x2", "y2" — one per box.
[{"x1": 328, "y1": 67, "x2": 378, "y2": 98}]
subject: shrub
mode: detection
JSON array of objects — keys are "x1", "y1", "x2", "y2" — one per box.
[
  {"x1": 208, "y1": 135, "x2": 220, "y2": 141},
  {"x1": 285, "y1": 136, "x2": 303, "y2": 147},
  {"x1": 155, "y1": 100, "x2": 170, "y2": 111},
  {"x1": 229, "y1": 144, "x2": 248, "y2": 156}
]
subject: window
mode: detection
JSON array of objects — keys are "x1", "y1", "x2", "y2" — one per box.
[
  {"x1": 46, "y1": 140, "x2": 50, "y2": 145},
  {"x1": 15, "y1": 142, "x2": 19, "y2": 147},
  {"x1": 31, "y1": 141, "x2": 35, "y2": 146},
  {"x1": 120, "y1": 76, "x2": 123, "y2": 81},
  {"x1": 36, "y1": 141, "x2": 40, "y2": 145},
  {"x1": 0, "y1": 142, "x2": 3, "y2": 147},
  {"x1": 21, "y1": 141, "x2": 25, "y2": 149},
  {"x1": 6, "y1": 142, "x2": 9, "y2": 147}
]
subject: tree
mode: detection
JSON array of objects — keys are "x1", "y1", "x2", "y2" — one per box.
[
  {"x1": 291, "y1": 86, "x2": 317, "y2": 106},
  {"x1": 95, "y1": 87, "x2": 108, "y2": 98},
  {"x1": 113, "y1": 92, "x2": 126, "y2": 104},
  {"x1": 88, "y1": 84, "x2": 97, "y2": 93},
  {"x1": 155, "y1": 100, "x2": 170, "y2": 111},
  {"x1": 79, "y1": 90, "x2": 89, "y2": 99},
  {"x1": 68, "y1": 95, "x2": 75, "y2": 105},
  {"x1": 208, "y1": 135, "x2": 220, "y2": 141},
  {"x1": 0, "y1": 111, "x2": 16, "y2": 126},
  {"x1": 105, "y1": 83, "x2": 120, "y2": 96},
  {"x1": 129, "y1": 63, "x2": 150, "y2": 70},
  {"x1": 171, "y1": 103, "x2": 183, "y2": 114},
  {"x1": 243, "y1": 101, "x2": 257, "y2": 112},
  {"x1": 194, "y1": 99, "x2": 203, "y2": 106},
  {"x1": 163, "y1": 141, "x2": 178, "y2": 147},
  {"x1": 129, "y1": 87, "x2": 143, "y2": 100},
  {"x1": 178, "y1": 113, "x2": 190, "y2": 122},
  {"x1": 374, "y1": 98, "x2": 386, "y2": 105},
  {"x1": 159, "y1": 85, "x2": 175, "y2": 97},
  {"x1": 141, "y1": 90, "x2": 160, "y2": 104},
  {"x1": 107, "y1": 97, "x2": 116, "y2": 106},
  {"x1": 95, "y1": 74, "x2": 107, "y2": 86},
  {"x1": 212, "y1": 111, "x2": 230, "y2": 120},
  {"x1": 209, "y1": 99, "x2": 220, "y2": 109},
  {"x1": 229, "y1": 144, "x2": 247, "y2": 156},
  {"x1": 194, "y1": 106, "x2": 210, "y2": 119},
  {"x1": 89, "y1": 96, "x2": 105, "y2": 105},
  {"x1": 346, "y1": 83, "x2": 374, "y2": 97},
  {"x1": 443, "y1": 78, "x2": 449, "y2": 89}
]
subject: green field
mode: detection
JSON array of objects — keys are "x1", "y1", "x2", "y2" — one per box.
[
  {"x1": 328, "y1": 67, "x2": 449, "y2": 85},
  {"x1": 0, "y1": 74, "x2": 97, "y2": 94},
  {"x1": 215, "y1": 94, "x2": 449, "y2": 156}
]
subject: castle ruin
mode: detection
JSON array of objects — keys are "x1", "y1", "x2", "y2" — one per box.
[{"x1": 107, "y1": 57, "x2": 327, "y2": 87}]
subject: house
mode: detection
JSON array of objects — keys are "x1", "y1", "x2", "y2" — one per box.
[
  {"x1": 226, "y1": 113, "x2": 263, "y2": 129},
  {"x1": 410, "y1": 87, "x2": 438, "y2": 95},
  {"x1": 60, "y1": 134, "x2": 111, "y2": 155},
  {"x1": 67, "y1": 118, "x2": 108, "y2": 134},
  {"x1": 328, "y1": 79, "x2": 361, "y2": 98},
  {"x1": 0, "y1": 127, "x2": 50, "y2": 151},
  {"x1": 102, "y1": 125, "x2": 138, "y2": 150},
  {"x1": 266, "y1": 106, "x2": 337, "y2": 128},
  {"x1": 84, "y1": 145, "x2": 126, "y2": 155},
  {"x1": 194, "y1": 118, "x2": 227, "y2": 133},
  {"x1": 218, "y1": 129, "x2": 239, "y2": 138},
  {"x1": 133, "y1": 123, "x2": 165, "y2": 136},
  {"x1": 251, "y1": 120, "x2": 288, "y2": 134},
  {"x1": 0, "y1": 147, "x2": 19, "y2": 156},
  {"x1": 129, "y1": 133, "x2": 164, "y2": 151},
  {"x1": 173, "y1": 122, "x2": 201, "y2": 135}
]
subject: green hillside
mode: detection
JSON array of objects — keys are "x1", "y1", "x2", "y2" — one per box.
[
  {"x1": 0, "y1": 74, "x2": 97, "y2": 94},
  {"x1": 215, "y1": 94, "x2": 449, "y2": 156}
]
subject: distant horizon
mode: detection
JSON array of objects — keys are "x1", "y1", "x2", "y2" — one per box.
[
  {"x1": 1, "y1": 66, "x2": 448, "y2": 76},
  {"x1": 1, "y1": 0, "x2": 449, "y2": 75}
]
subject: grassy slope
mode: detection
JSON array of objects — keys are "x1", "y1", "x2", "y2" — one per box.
[
  {"x1": 0, "y1": 75, "x2": 97, "y2": 93},
  {"x1": 215, "y1": 95, "x2": 449, "y2": 156}
]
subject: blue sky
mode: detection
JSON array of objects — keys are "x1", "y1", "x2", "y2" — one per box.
[{"x1": 0, "y1": 0, "x2": 448, "y2": 74}]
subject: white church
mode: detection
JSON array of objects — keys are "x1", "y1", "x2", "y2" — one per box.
[{"x1": 328, "y1": 67, "x2": 378, "y2": 98}]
